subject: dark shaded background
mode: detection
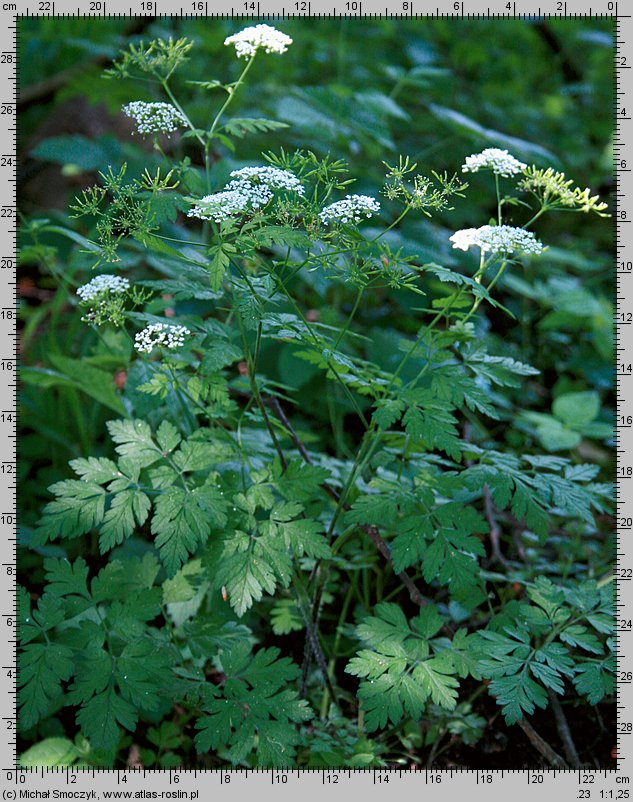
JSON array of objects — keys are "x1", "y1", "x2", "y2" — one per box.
[{"x1": 18, "y1": 17, "x2": 615, "y2": 767}]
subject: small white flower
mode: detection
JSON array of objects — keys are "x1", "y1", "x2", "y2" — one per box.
[
  {"x1": 462, "y1": 148, "x2": 527, "y2": 178},
  {"x1": 134, "y1": 322, "x2": 191, "y2": 354},
  {"x1": 319, "y1": 194, "x2": 381, "y2": 225},
  {"x1": 449, "y1": 225, "x2": 544, "y2": 255},
  {"x1": 77, "y1": 274, "x2": 130, "y2": 302},
  {"x1": 123, "y1": 101, "x2": 187, "y2": 135},
  {"x1": 224, "y1": 24, "x2": 293, "y2": 59}
]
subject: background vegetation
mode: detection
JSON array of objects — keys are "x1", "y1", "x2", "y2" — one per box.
[{"x1": 18, "y1": 17, "x2": 614, "y2": 769}]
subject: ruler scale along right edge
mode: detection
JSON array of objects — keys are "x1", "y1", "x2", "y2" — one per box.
[{"x1": 2, "y1": 3, "x2": 629, "y2": 794}]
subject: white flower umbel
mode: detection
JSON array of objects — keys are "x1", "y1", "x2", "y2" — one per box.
[
  {"x1": 462, "y1": 148, "x2": 527, "y2": 178},
  {"x1": 187, "y1": 189, "x2": 252, "y2": 223},
  {"x1": 123, "y1": 101, "x2": 187, "y2": 134},
  {"x1": 187, "y1": 166, "x2": 304, "y2": 223},
  {"x1": 449, "y1": 225, "x2": 544, "y2": 256},
  {"x1": 224, "y1": 24, "x2": 293, "y2": 59},
  {"x1": 134, "y1": 322, "x2": 191, "y2": 354},
  {"x1": 228, "y1": 166, "x2": 305, "y2": 196},
  {"x1": 76, "y1": 274, "x2": 130, "y2": 302},
  {"x1": 319, "y1": 194, "x2": 381, "y2": 225}
]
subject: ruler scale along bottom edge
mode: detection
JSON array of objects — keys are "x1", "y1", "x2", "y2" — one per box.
[{"x1": 5, "y1": 3, "x2": 627, "y2": 795}]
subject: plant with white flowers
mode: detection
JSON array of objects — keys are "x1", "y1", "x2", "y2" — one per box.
[{"x1": 24, "y1": 29, "x2": 612, "y2": 771}]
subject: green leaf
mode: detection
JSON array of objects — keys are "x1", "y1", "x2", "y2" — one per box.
[
  {"x1": 67, "y1": 645, "x2": 112, "y2": 705},
  {"x1": 47, "y1": 354, "x2": 125, "y2": 415},
  {"x1": 116, "y1": 636, "x2": 178, "y2": 711},
  {"x1": 19, "y1": 643, "x2": 74, "y2": 730},
  {"x1": 162, "y1": 558, "x2": 205, "y2": 604},
  {"x1": 402, "y1": 400, "x2": 462, "y2": 460},
  {"x1": 372, "y1": 398, "x2": 405, "y2": 430},
  {"x1": 535, "y1": 417, "x2": 582, "y2": 452},
  {"x1": 140, "y1": 277, "x2": 222, "y2": 302},
  {"x1": 35, "y1": 480, "x2": 106, "y2": 544},
  {"x1": 156, "y1": 420, "x2": 182, "y2": 454},
  {"x1": 31, "y1": 134, "x2": 117, "y2": 171},
  {"x1": 44, "y1": 557, "x2": 91, "y2": 602},
  {"x1": 271, "y1": 599, "x2": 304, "y2": 635},
  {"x1": 346, "y1": 603, "x2": 460, "y2": 731},
  {"x1": 91, "y1": 555, "x2": 160, "y2": 603},
  {"x1": 552, "y1": 391, "x2": 600, "y2": 427},
  {"x1": 19, "y1": 738, "x2": 80, "y2": 768},
  {"x1": 252, "y1": 225, "x2": 311, "y2": 249},
  {"x1": 133, "y1": 232, "x2": 186, "y2": 260},
  {"x1": 208, "y1": 243, "x2": 236, "y2": 292},
  {"x1": 195, "y1": 644, "x2": 312, "y2": 767},
  {"x1": 412, "y1": 653, "x2": 459, "y2": 709},
  {"x1": 477, "y1": 629, "x2": 553, "y2": 724},
  {"x1": 449, "y1": 629, "x2": 484, "y2": 680},
  {"x1": 107, "y1": 419, "x2": 162, "y2": 469},
  {"x1": 268, "y1": 504, "x2": 331, "y2": 559},
  {"x1": 427, "y1": 104, "x2": 559, "y2": 166},
  {"x1": 390, "y1": 514, "x2": 434, "y2": 574},
  {"x1": 221, "y1": 118, "x2": 290, "y2": 138},
  {"x1": 274, "y1": 459, "x2": 331, "y2": 503},
  {"x1": 172, "y1": 440, "x2": 225, "y2": 472},
  {"x1": 573, "y1": 659, "x2": 615, "y2": 704},
  {"x1": 487, "y1": 671, "x2": 549, "y2": 725},
  {"x1": 217, "y1": 532, "x2": 278, "y2": 617},
  {"x1": 152, "y1": 486, "x2": 227, "y2": 576},
  {"x1": 70, "y1": 457, "x2": 120, "y2": 484},
  {"x1": 19, "y1": 594, "x2": 65, "y2": 645},
  {"x1": 76, "y1": 685, "x2": 138, "y2": 752},
  {"x1": 99, "y1": 489, "x2": 151, "y2": 552},
  {"x1": 559, "y1": 624, "x2": 603, "y2": 655},
  {"x1": 199, "y1": 340, "x2": 242, "y2": 372}
]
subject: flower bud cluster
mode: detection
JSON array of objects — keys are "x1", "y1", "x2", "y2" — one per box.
[{"x1": 518, "y1": 166, "x2": 609, "y2": 215}]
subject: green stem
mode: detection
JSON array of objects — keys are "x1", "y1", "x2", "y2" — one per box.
[
  {"x1": 236, "y1": 312, "x2": 287, "y2": 469},
  {"x1": 495, "y1": 174, "x2": 502, "y2": 225},
  {"x1": 208, "y1": 54, "x2": 257, "y2": 140},
  {"x1": 369, "y1": 205, "x2": 411, "y2": 243},
  {"x1": 160, "y1": 79, "x2": 205, "y2": 148},
  {"x1": 461, "y1": 257, "x2": 508, "y2": 326},
  {"x1": 272, "y1": 269, "x2": 370, "y2": 430},
  {"x1": 319, "y1": 579, "x2": 355, "y2": 718},
  {"x1": 523, "y1": 205, "x2": 548, "y2": 229},
  {"x1": 164, "y1": 363, "x2": 201, "y2": 431},
  {"x1": 333, "y1": 286, "x2": 364, "y2": 350},
  {"x1": 385, "y1": 292, "x2": 463, "y2": 394}
]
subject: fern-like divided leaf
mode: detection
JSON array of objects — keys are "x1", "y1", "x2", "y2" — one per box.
[
  {"x1": 346, "y1": 603, "x2": 466, "y2": 732},
  {"x1": 477, "y1": 578, "x2": 614, "y2": 724},
  {"x1": 35, "y1": 420, "x2": 229, "y2": 576},
  {"x1": 194, "y1": 644, "x2": 312, "y2": 766}
]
